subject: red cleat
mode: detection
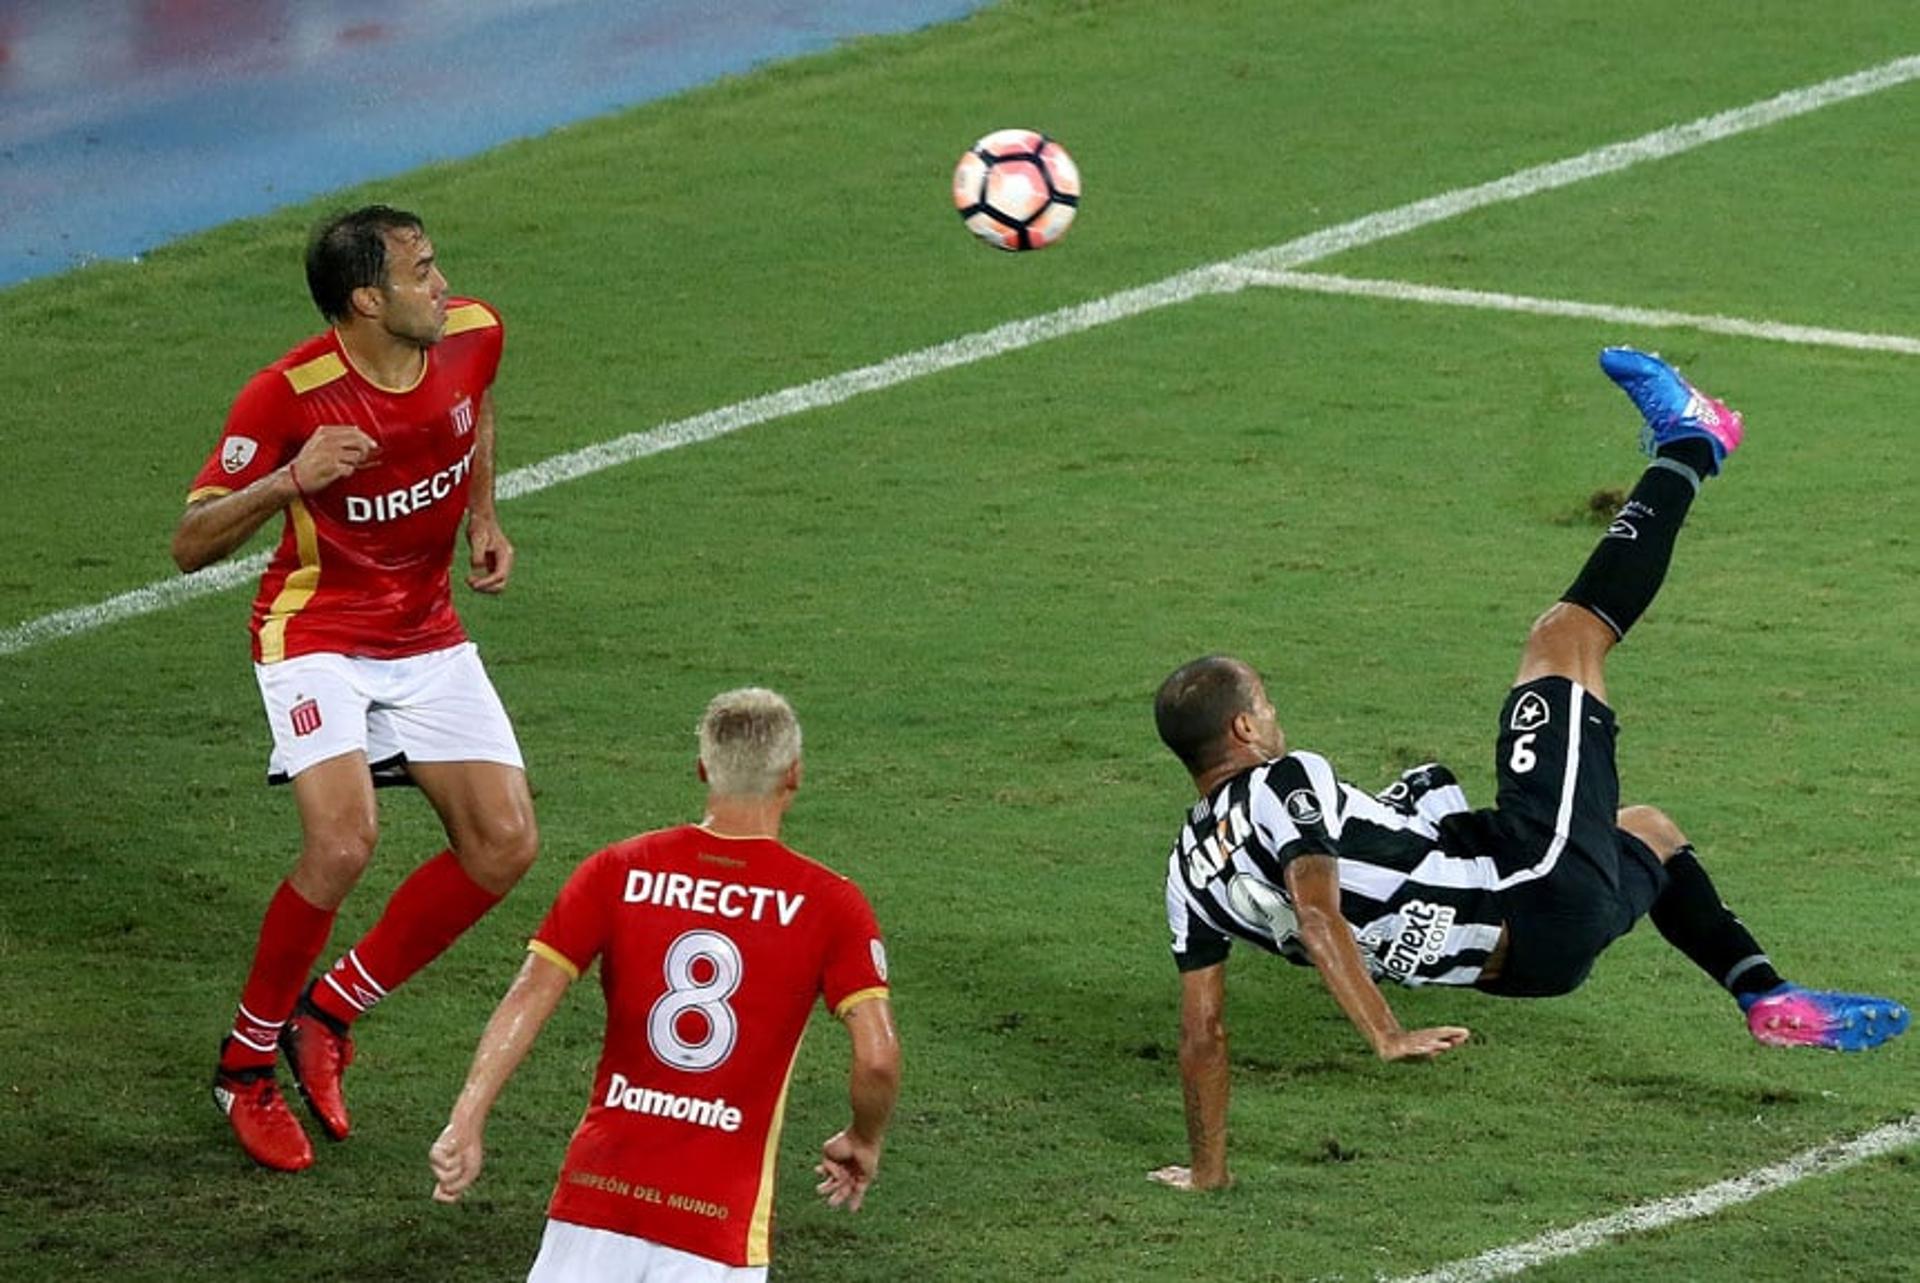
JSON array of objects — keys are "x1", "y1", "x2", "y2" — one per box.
[
  {"x1": 212, "y1": 1061, "x2": 314, "y2": 1172},
  {"x1": 283, "y1": 994, "x2": 355, "y2": 1141}
]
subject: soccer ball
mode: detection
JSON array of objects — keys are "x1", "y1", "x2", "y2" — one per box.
[{"x1": 951, "y1": 129, "x2": 1080, "y2": 251}]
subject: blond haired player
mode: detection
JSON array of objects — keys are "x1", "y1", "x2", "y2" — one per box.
[{"x1": 431, "y1": 688, "x2": 901, "y2": 1281}]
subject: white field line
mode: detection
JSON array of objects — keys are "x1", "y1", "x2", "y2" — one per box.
[
  {"x1": 1383, "y1": 1115, "x2": 1920, "y2": 1283},
  {"x1": 6, "y1": 52, "x2": 1919, "y2": 659},
  {"x1": 1241, "y1": 270, "x2": 1920, "y2": 355},
  {"x1": 1231, "y1": 53, "x2": 1920, "y2": 273},
  {"x1": 0, "y1": 552, "x2": 275, "y2": 657},
  {"x1": 492, "y1": 266, "x2": 1241, "y2": 499}
]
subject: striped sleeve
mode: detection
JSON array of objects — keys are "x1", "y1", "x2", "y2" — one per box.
[
  {"x1": 1167, "y1": 855, "x2": 1231, "y2": 972},
  {"x1": 1248, "y1": 752, "x2": 1345, "y2": 872}
]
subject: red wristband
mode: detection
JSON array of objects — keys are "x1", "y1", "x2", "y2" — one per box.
[{"x1": 287, "y1": 460, "x2": 308, "y2": 497}]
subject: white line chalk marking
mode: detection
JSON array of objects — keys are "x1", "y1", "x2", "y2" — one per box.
[
  {"x1": 1383, "y1": 1115, "x2": 1920, "y2": 1283},
  {"x1": 1230, "y1": 54, "x2": 1920, "y2": 274},
  {"x1": 7, "y1": 52, "x2": 1919, "y2": 658},
  {"x1": 1241, "y1": 270, "x2": 1920, "y2": 355}
]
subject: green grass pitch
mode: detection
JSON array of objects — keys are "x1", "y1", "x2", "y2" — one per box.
[{"x1": 2, "y1": 2, "x2": 1917, "y2": 1279}]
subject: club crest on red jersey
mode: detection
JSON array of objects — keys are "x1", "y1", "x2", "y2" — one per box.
[
  {"x1": 290, "y1": 697, "x2": 323, "y2": 737},
  {"x1": 449, "y1": 396, "x2": 475, "y2": 437}
]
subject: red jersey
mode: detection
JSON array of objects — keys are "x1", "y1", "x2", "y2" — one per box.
[
  {"x1": 529, "y1": 825, "x2": 890, "y2": 1267},
  {"x1": 187, "y1": 299, "x2": 505, "y2": 663}
]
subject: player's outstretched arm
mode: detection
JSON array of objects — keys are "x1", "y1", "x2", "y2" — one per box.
[
  {"x1": 429, "y1": 952, "x2": 571, "y2": 1203},
  {"x1": 1151, "y1": 961, "x2": 1232, "y2": 1191},
  {"x1": 171, "y1": 424, "x2": 380, "y2": 572},
  {"x1": 815, "y1": 997, "x2": 900, "y2": 1213},
  {"x1": 464, "y1": 391, "x2": 514, "y2": 594},
  {"x1": 1283, "y1": 854, "x2": 1470, "y2": 1062}
]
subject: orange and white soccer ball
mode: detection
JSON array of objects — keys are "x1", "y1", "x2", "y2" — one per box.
[{"x1": 951, "y1": 129, "x2": 1080, "y2": 251}]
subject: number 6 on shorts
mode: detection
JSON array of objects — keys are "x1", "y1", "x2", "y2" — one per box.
[{"x1": 1509, "y1": 732, "x2": 1538, "y2": 775}]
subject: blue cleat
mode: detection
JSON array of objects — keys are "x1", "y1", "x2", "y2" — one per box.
[
  {"x1": 1599, "y1": 346, "x2": 1744, "y2": 475},
  {"x1": 1739, "y1": 983, "x2": 1912, "y2": 1052}
]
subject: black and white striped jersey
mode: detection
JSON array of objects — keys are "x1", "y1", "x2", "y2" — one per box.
[{"x1": 1163, "y1": 752, "x2": 1507, "y2": 987}]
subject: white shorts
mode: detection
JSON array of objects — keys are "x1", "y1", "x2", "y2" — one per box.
[
  {"x1": 527, "y1": 1220, "x2": 767, "y2": 1283},
  {"x1": 253, "y1": 641, "x2": 524, "y2": 784}
]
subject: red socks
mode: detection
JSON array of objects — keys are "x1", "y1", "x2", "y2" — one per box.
[
  {"x1": 309, "y1": 850, "x2": 503, "y2": 1028},
  {"x1": 222, "y1": 880, "x2": 336, "y2": 1071},
  {"x1": 222, "y1": 852, "x2": 502, "y2": 1066}
]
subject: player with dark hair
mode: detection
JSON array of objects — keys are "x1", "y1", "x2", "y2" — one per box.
[
  {"x1": 174, "y1": 204, "x2": 537, "y2": 1171},
  {"x1": 1149, "y1": 349, "x2": 1909, "y2": 1191},
  {"x1": 429, "y1": 688, "x2": 900, "y2": 1283},
  {"x1": 304, "y1": 204, "x2": 428, "y2": 322}
]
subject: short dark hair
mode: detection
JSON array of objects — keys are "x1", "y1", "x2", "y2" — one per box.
[
  {"x1": 305, "y1": 205, "x2": 425, "y2": 321},
  {"x1": 1154, "y1": 655, "x2": 1257, "y2": 773}
]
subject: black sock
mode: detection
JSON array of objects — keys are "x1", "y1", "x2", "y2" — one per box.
[
  {"x1": 1560, "y1": 443, "x2": 1710, "y2": 638},
  {"x1": 1649, "y1": 846, "x2": 1784, "y2": 999}
]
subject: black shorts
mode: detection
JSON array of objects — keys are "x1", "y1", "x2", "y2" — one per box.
[{"x1": 1437, "y1": 676, "x2": 1669, "y2": 997}]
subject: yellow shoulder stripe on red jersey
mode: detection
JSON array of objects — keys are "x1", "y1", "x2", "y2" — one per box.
[
  {"x1": 186, "y1": 485, "x2": 232, "y2": 504},
  {"x1": 284, "y1": 352, "x2": 348, "y2": 395},
  {"x1": 527, "y1": 939, "x2": 581, "y2": 980},
  {"x1": 442, "y1": 303, "x2": 497, "y2": 338},
  {"x1": 834, "y1": 986, "x2": 890, "y2": 1018}
]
